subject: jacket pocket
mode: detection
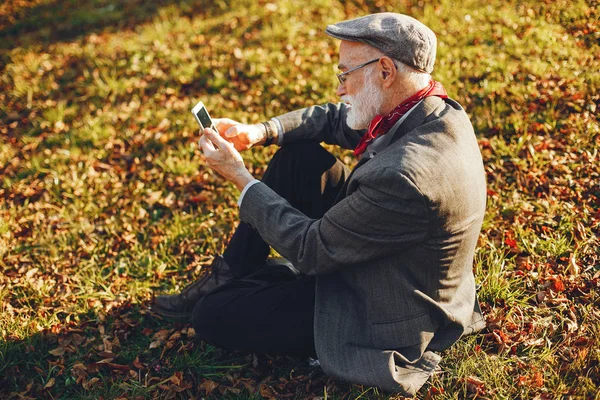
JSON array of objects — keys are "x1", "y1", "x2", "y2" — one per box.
[{"x1": 370, "y1": 312, "x2": 437, "y2": 351}]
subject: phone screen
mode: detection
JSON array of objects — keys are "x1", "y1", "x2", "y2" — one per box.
[{"x1": 196, "y1": 107, "x2": 212, "y2": 129}]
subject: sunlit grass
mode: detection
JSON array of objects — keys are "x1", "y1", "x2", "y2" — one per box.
[{"x1": 1, "y1": 0, "x2": 598, "y2": 398}]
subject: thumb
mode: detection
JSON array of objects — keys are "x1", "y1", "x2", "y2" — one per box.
[
  {"x1": 224, "y1": 126, "x2": 241, "y2": 138},
  {"x1": 205, "y1": 127, "x2": 230, "y2": 148}
]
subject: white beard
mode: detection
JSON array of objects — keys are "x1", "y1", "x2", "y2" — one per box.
[{"x1": 342, "y1": 74, "x2": 384, "y2": 130}]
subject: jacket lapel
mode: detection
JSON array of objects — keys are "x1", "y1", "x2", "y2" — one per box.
[
  {"x1": 332, "y1": 97, "x2": 445, "y2": 205},
  {"x1": 332, "y1": 156, "x2": 371, "y2": 205}
]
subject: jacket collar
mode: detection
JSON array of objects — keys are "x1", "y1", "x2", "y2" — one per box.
[
  {"x1": 386, "y1": 96, "x2": 446, "y2": 144},
  {"x1": 360, "y1": 96, "x2": 447, "y2": 161}
]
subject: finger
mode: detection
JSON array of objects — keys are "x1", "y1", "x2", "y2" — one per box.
[
  {"x1": 204, "y1": 127, "x2": 229, "y2": 147},
  {"x1": 206, "y1": 128, "x2": 242, "y2": 155},
  {"x1": 213, "y1": 118, "x2": 238, "y2": 133},
  {"x1": 198, "y1": 134, "x2": 216, "y2": 154}
]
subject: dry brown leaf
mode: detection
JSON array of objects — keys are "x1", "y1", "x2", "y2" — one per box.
[
  {"x1": 259, "y1": 382, "x2": 278, "y2": 399},
  {"x1": 198, "y1": 378, "x2": 219, "y2": 395},
  {"x1": 536, "y1": 290, "x2": 547, "y2": 303},
  {"x1": 25, "y1": 267, "x2": 39, "y2": 279},
  {"x1": 48, "y1": 347, "x2": 65, "y2": 356},
  {"x1": 71, "y1": 363, "x2": 87, "y2": 378},
  {"x1": 532, "y1": 371, "x2": 544, "y2": 387},
  {"x1": 133, "y1": 356, "x2": 145, "y2": 369},
  {"x1": 551, "y1": 277, "x2": 566, "y2": 292},
  {"x1": 186, "y1": 327, "x2": 196, "y2": 338},
  {"x1": 153, "y1": 329, "x2": 171, "y2": 340},
  {"x1": 43, "y1": 377, "x2": 55, "y2": 389},
  {"x1": 567, "y1": 254, "x2": 579, "y2": 275},
  {"x1": 466, "y1": 375, "x2": 486, "y2": 394},
  {"x1": 188, "y1": 194, "x2": 209, "y2": 204},
  {"x1": 146, "y1": 190, "x2": 163, "y2": 206},
  {"x1": 169, "y1": 371, "x2": 182, "y2": 386},
  {"x1": 83, "y1": 377, "x2": 100, "y2": 390},
  {"x1": 149, "y1": 340, "x2": 162, "y2": 349},
  {"x1": 97, "y1": 351, "x2": 115, "y2": 359},
  {"x1": 106, "y1": 363, "x2": 130, "y2": 371},
  {"x1": 467, "y1": 376, "x2": 484, "y2": 385},
  {"x1": 149, "y1": 328, "x2": 172, "y2": 349},
  {"x1": 226, "y1": 387, "x2": 242, "y2": 395}
]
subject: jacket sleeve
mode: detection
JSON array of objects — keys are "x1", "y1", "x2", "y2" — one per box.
[
  {"x1": 239, "y1": 167, "x2": 429, "y2": 275},
  {"x1": 276, "y1": 102, "x2": 365, "y2": 150}
]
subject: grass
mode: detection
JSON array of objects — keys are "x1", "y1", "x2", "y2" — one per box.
[{"x1": 1, "y1": 0, "x2": 599, "y2": 398}]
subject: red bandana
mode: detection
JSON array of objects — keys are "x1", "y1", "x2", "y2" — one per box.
[{"x1": 353, "y1": 80, "x2": 448, "y2": 157}]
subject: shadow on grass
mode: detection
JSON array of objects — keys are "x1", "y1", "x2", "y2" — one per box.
[
  {"x1": 0, "y1": 302, "x2": 337, "y2": 399},
  {"x1": 0, "y1": 0, "x2": 223, "y2": 51}
]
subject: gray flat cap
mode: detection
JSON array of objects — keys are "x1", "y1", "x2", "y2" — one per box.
[{"x1": 325, "y1": 13, "x2": 437, "y2": 74}]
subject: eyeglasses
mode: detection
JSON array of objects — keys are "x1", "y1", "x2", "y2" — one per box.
[{"x1": 336, "y1": 58, "x2": 380, "y2": 85}]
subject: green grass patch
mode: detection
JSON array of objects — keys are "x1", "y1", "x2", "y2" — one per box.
[{"x1": 1, "y1": 0, "x2": 598, "y2": 398}]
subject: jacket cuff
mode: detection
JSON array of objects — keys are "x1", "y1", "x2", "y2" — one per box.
[{"x1": 237, "y1": 179, "x2": 261, "y2": 207}]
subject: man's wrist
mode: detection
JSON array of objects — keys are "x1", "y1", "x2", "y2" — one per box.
[
  {"x1": 261, "y1": 120, "x2": 278, "y2": 146},
  {"x1": 232, "y1": 170, "x2": 256, "y2": 192},
  {"x1": 271, "y1": 118, "x2": 284, "y2": 145}
]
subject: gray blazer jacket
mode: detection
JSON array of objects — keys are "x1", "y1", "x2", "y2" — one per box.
[{"x1": 239, "y1": 97, "x2": 487, "y2": 395}]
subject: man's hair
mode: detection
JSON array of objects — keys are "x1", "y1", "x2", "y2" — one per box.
[
  {"x1": 358, "y1": 45, "x2": 432, "y2": 92},
  {"x1": 393, "y1": 60, "x2": 431, "y2": 91}
]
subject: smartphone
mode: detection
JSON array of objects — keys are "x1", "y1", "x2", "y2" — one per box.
[{"x1": 191, "y1": 101, "x2": 217, "y2": 132}]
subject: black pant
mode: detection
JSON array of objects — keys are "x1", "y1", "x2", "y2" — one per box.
[{"x1": 192, "y1": 141, "x2": 349, "y2": 357}]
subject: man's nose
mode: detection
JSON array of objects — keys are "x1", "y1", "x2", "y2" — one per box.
[{"x1": 336, "y1": 83, "x2": 346, "y2": 97}]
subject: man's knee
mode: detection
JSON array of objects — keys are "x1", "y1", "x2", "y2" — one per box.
[
  {"x1": 191, "y1": 294, "x2": 223, "y2": 343},
  {"x1": 270, "y1": 140, "x2": 338, "y2": 174}
]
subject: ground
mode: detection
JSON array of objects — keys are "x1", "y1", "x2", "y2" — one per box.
[{"x1": 0, "y1": 0, "x2": 599, "y2": 398}]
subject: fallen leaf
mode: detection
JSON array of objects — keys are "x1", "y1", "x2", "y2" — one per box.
[
  {"x1": 170, "y1": 371, "x2": 182, "y2": 386},
  {"x1": 259, "y1": 382, "x2": 278, "y2": 399},
  {"x1": 48, "y1": 347, "x2": 65, "y2": 356},
  {"x1": 551, "y1": 277, "x2": 566, "y2": 292},
  {"x1": 83, "y1": 377, "x2": 100, "y2": 390},
  {"x1": 532, "y1": 371, "x2": 544, "y2": 387},
  {"x1": 565, "y1": 318, "x2": 578, "y2": 333},
  {"x1": 537, "y1": 290, "x2": 548, "y2": 303},
  {"x1": 97, "y1": 351, "x2": 115, "y2": 359},
  {"x1": 153, "y1": 329, "x2": 171, "y2": 340},
  {"x1": 71, "y1": 363, "x2": 87, "y2": 378},
  {"x1": 106, "y1": 363, "x2": 130, "y2": 371},
  {"x1": 149, "y1": 340, "x2": 161, "y2": 349},
  {"x1": 226, "y1": 387, "x2": 242, "y2": 394},
  {"x1": 199, "y1": 379, "x2": 219, "y2": 395},
  {"x1": 25, "y1": 267, "x2": 39, "y2": 279},
  {"x1": 466, "y1": 375, "x2": 486, "y2": 394},
  {"x1": 567, "y1": 255, "x2": 579, "y2": 275},
  {"x1": 186, "y1": 327, "x2": 195, "y2": 338},
  {"x1": 141, "y1": 328, "x2": 153, "y2": 336},
  {"x1": 146, "y1": 190, "x2": 163, "y2": 206},
  {"x1": 133, "y1": 356, "x2": 144, "y2": 369},
  {"x1": 188, "y1": 194, "x2": 208, "y2": 204},
  {"x1": 43, "y1": 377, "x2": 55, "y2": 389},
  {"x1": 149, "y1": 329, "x2": 171, "y2": 349}
]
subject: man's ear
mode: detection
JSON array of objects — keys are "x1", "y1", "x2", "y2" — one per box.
[{"x1": 380, "y1": 57, "x2": 397, "y2": 87}]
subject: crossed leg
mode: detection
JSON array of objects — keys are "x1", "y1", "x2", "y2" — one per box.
[{"x1": 192, "y1": 140, "x2": 348, "y2": 355}]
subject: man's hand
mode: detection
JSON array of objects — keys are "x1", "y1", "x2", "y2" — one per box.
[
  {"x1": 198, "y1": 127, "x2": 255, "y2": 191},
  {"x1": 213, "y1": 118, "x2": 266, "y2": 151}
]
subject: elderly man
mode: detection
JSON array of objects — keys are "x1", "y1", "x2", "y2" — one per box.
[{"x1": 153, "y1": 13, "x2": 487, "y2": 395}]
